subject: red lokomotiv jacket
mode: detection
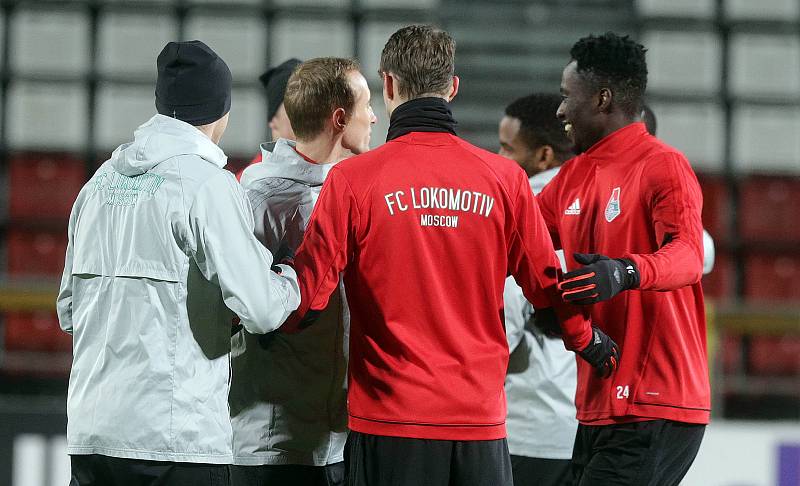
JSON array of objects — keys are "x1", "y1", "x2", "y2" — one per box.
[
  {"x1": 284, "y1": 131, "x2": 592, "y2": 440},
  {"x1": 537, "y1": 122, "x2": 711, "y2": 425}
]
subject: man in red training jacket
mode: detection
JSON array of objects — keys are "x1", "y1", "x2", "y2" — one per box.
[
  {"x1": 539, "y1": 32, "x2": 710, "y2": 485},
  {"x1": 281, "y1": 25, "x2": 618, "y2": 486}
]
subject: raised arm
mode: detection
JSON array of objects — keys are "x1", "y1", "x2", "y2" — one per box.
[
  {"x1": 626, "y1": 153, "x2": 704, "y2": 290},
  {"x1": 189, "y1": 172, "x2": 300, "y2": 334},
  {"x1": 507, "y1": 171, "x2": 592, "y2": 352},
  {"x1": 281, "y1": 167, "x2": 358, "y2": 333}
]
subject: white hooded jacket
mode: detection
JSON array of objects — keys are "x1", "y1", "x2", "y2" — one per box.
[
  {"x1": 230, "y1": 139, "x2": 348, "y2": 466},
  {"x1": 56, "y1": 114, "x2": 300, "y2": 464},
  {"x1": 504, "y1": 167, "x2": 578, "y2": 460}
]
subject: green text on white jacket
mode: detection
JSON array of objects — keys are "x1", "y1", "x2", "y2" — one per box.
[{"x1": 56, "y1": 115, "x2": 300, "y2": 464}]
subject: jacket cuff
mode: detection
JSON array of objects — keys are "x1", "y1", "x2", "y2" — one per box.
[{"x1": 623, "y1": 253, "x2": 650, "y2": 289}]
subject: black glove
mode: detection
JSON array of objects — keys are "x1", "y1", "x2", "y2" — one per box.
[
  {"x1": 558, "y1": 253, "x2": 639, "y2": 305},
  {"x1": 274, "y1": 242, "x2": 295, "y2": 268},
  {"x1": 578, "y1": 326, "x2": 620, "y2": 378},
  {"x1": 525, "y1": 307, "x2": 562, "y2": 338},
  {"x1": 231, "y1": 316, "x2": 243, "y2": 336}
]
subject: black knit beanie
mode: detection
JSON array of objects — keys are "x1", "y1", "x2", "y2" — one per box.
[
  {"x1": 155, "y1": 40, "x2": 232, "y2": 126},
  {"x1": 259, "y1": 58, "x2": 302, "y2": 122}
]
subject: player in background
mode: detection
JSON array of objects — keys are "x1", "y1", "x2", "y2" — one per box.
[
  {"x1": 537, "y1": 32, "x2": 710, "y2": 485},
  {"x1": 235, "y1": 58, "x2": 302, "y2": 180},
  {"x1": 57, "y1": 41, "x2": 300, "y2": 485},
  {"x1": 230, "y1": 57, "x2": 376, "y2": 486},
  {"x1": 281, "y1": 25, "x2": 617, "y2": 486},
  {"x1": 642, "y1": 103, "x2": 716, "y2": 275},
  {"x1": 498, "y1": 93, "x2": 578, "y2": 486}
]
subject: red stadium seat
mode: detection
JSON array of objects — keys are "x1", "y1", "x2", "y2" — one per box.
[
  {"x1": 696, "y1": 173, "x2": 730, "y2": 243},
  {"x1": 8, "y1": 153, "x2": 85, "y2": 222},
  {"x1": 3, "y1": 311, "x2": 72, "y2": 352},
  {"x1": 748, "y1": 335, "x2": 800, "y2": 375},
  {"x1": 6, "y1": 227, "x2": 68, "y2": 277},
  {"x1": 702, "y1": 250, "x2": 735, "y2": 302},
  {"x1": 720, "y1": 333, "x2": 742, "y2": 375},
  {"x1": 739, "y1": 175, "x2": 800, "y2": 244},
  {"x1": 743, "y1": 251, "x2": 800, "y2": 303}
]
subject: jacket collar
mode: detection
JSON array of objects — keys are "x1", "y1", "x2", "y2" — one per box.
[
  {"x1": 581, "y1": 122, "x2": 649, "y2": 165},
  {"x1": 110, "y1": 114, "x2": 227, "y2": 176},
  {"x1": 241, "y1": 138, "x2": 332, "y2": 187}
]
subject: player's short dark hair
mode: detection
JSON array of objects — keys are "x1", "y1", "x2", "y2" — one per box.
[
  {"x1": 505, "y1": 93, "x2": 573, "y2": 162},
  {"x1": 570, "y1": 32, "x2": 648, "y2": 116},
  {"x1": 380, "y1": 24, "x2": 455, "y2": 99}
]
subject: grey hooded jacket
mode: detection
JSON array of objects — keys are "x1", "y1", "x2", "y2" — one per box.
[
  {"x1": 231, "y1": 139, "x2": 348, "y2": 466},
  {"x1": 56, "y1": 114, "x2": 300, "y2": 464}
]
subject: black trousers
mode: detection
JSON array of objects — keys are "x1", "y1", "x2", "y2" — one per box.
[
  {"x1": 70, "y1": 454, "x2": 230, "y2": 486},
  {"x1": 344, "y1": 430, "x2": 513, "y2": 486},
  {"x1": 230, "y1": 462, "x2": 345, "y2": 486},
  {"x1": 571, "y1": 420, "x2": 705, "y2": 486},
  {"x1": 509, "y1": 455, "x2": 572, "y2": 486}
]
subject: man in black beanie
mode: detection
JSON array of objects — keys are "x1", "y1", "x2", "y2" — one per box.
[
  {"x1": 262, "y1": 57, "x2": 302, "y2": 141},
  {"x1": 59, "y1": 40, "x2": 301, "y2": 485},
  {"x1": 235, "y1": 58, "x2": 302, "y2": 180}
]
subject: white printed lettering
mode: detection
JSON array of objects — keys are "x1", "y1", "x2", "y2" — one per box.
[
  {"x1": 396, "y1": 191, "x2": 408, "y2": 212},
  {"x1": 385, "y1": 193, "x2": 396, "y2": 215}
]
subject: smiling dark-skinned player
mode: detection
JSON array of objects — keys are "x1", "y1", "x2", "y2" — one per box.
[{"x1": 536, "y1": 33, "x2": 709, "y2": 486}]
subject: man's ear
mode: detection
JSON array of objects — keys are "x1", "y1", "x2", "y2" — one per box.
[
  {"x1": 598, "y1": 87, "x2": 612, "y2": 113},
  {"x1": 332, "y1": 107, "x2": 347, "y2": 132},
  {"x1": 535, "y1": 145, "x2": 556, "y2": 172},
  {"x1": 383, "y1": 72, "x2": 395, "y2": 101},
  {"x1": 446, "y1": 75, "x2": 459, "y2": 102}
]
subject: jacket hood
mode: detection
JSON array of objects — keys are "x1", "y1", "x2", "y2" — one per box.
[
  {"x1": 241, "y1": 138, "x2": 332, "y2": 187},
  {"x1": 109, "y1": 114, "x2": 227, "y2": 176}
]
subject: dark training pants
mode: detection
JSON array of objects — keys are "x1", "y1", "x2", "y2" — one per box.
[
  {"x1": 571, "y1": 419, "x2": 705, "y2": 486},
  {"x1": 69, "y1": 454, "x2": 230, "y2": 486},
  {"x1": 344, "y1": 430, "x2": 513, "y2": 486},
  {"x1": 509, "y1": 455, "x2": 572, "y2": 486},
  {"x1": 230, "y1": 462, "x2": 345, "y2": 486}
]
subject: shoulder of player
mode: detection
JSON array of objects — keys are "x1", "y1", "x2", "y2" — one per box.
[
  {"x1": 638, "y1": 139, "x2": 693, "y2": 174},
  {"x1": 243, "y1": 175, "x2": 303, "y2": 204},
  {"x1": 330, "y1": 142, "x2": 398, "y2": 182},
  {"x1": 450, "y1": 135, "x2": 529, "y2": 183}
]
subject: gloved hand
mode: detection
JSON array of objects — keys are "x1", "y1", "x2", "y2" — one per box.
[
  {"x1": 231, "y1": 316, "x2": 243, "y2": 336},
  {"x1": 274, "y1": 242, "x2": 295, "y2": 268},
  {"x1": 578, "y1": 326, "x2": 620, "y2": 378},
  {"x1": 525, "y1": 307, "x2": 562, "y2": 338},
  {"x1": 558, "y1": 253, "x2": 639, "y2": 305}
]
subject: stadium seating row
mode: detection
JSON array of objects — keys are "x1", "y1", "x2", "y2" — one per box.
[
  {"x1": 637, "y1": 0, "x2": 800, "y2": 20},
  {"x1": 6, "y1": 156, "x2": 800, "y2": 286},
  {"x1": 5, "y1": 11, "x2": 404, "y2": 82},
  {"x1": 720, "y1": 333, "x2": 800, "y2": 376},
  {"x1": 5, "y1": 312, "x2": 798, "y2": 378}
]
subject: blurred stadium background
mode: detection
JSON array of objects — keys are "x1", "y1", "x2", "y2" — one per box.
[{"x1": 0, "y1": 0, "x2": 797, "y2": 484}]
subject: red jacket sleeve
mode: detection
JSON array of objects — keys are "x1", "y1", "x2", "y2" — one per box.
[
  {"x1": 507, "y1": 172, "x2": 591, "y2": 351},
  {"x1": 281, "y1": 167, "x2": 359, "y2": 333},
  {"x1": 533, "y1": 169, "x2": 562, "y2": 250},
  {"x1": 625, "y1": 153, "x2": 704, "y2": 290}
]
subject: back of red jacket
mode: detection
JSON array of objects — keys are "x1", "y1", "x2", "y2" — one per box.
[
  {"x1": 286, "y1": 131, "x2": 591, "y2": 441},
  {"x1": 537, "y1": 123, "x2": 710, "y2": 425}
]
